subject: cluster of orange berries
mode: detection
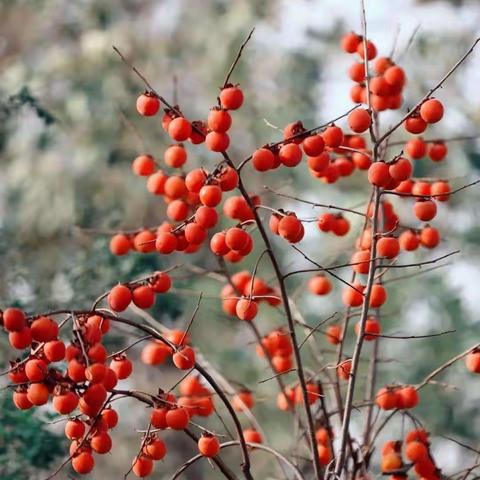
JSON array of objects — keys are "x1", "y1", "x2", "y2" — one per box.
[
  {"x1": 257, "y1": 328, "x2": 295, "y2": 374},
  {"x1": 269, "y1": 211, "x2": 305, "y2": 243},
  {"x1": 324, "y1": 316, "x2": 381, "y2": 348},
  {"x1": 137, "y1": 84, "x2": 243, "y2": 150},
  {"x1": 111, "y1": 85, "x2": 247, "y2": 259},
  {"x1": 2, "y1": 308, "x2": 125, "y2": 474},
  {"x1": 315, "y1": 426, "x2": 333, "y2": 466},
  {"x1": 342, "y1": 32, "x2": 406, "y2": 111},
  {"x1": 317, "y1": 212, "x2": 351, "y2": 236},
  {"x1": 382, "y1": 429, "x2": 439, "y2": 480},
  {"x1": 221, "y1": 270, "x2": 281, "y2": 322},
  {"x1": 396, "y1": 178, "x2": 451, "y2": 201},
  {"x1": 405, "y1": 138, "x2": 447, "y2": 162},
  {"x1": 1, "y1": 289, "x2": 224, "y2": 477},
  {"x1": 250, "y1": 117, "x2": 371, "y2": 180},
  {"x1": 376, "y1": 385, "x2": 419, "y2": 410},
  {"x1": 276, "y1": 381, "x2": 321, "y2": 411},
  {"x1": 211, "y1": 226, "x2": 253, "y2": 258},
  {"x1": 106, "y1": 271, "x2": 171, "y2": 311}
]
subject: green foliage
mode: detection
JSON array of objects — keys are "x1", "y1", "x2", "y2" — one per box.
[{"x1": 0, "y1": 393, "x2": 64, "y2": 479}]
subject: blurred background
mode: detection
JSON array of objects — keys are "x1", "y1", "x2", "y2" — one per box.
[{"x1": 0, "y1": 0, "x2": 479, "y2": 478}]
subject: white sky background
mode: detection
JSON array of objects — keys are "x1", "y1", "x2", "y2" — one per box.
[{"x1": 264, "y1": 0, "x2": 480, "y2": 114}]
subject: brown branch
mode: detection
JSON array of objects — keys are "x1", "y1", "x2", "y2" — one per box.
[
  {"x1": 367, "y1": 329, "x2": 455, "y2": 340},
  {"x1": 441, "y1": 435, "x2": 480, "y2": 456},
  {"x1": 416, "y1": 343, "x2": 480, "y2": 391},
  {"x1": 170, "y1": 440, "x2": 304, "y2": 480},
  {"x1": 382, "y1": 180, "x2": 480, "y2": 199},
  {"x1": 299, "y1": 312, "x2": 338, "y2": 350},
  {"x1": 387, "y1": 134, "x2": 480, "y2": 148},
  {"x1": 264, "y1": 186, "x2": 367, "y2": 217},
  {"x1": 290, "y1": 244, "x2": 366, "y2": 295},
  {"x1": 223, "y1": 28, "x2": 255, "y2": 88}
]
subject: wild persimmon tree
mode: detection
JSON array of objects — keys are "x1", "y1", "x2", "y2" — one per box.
[{"x1": 1, "y1": 4, "x2": 480, "y2": 480}]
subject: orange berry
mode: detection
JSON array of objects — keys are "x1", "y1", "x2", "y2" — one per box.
[
  {"x1": 389, "y1": 157, "x2": 412, "y2": 182},
  {"x1": 236, "y1": 298, "x2": 258, "y2": 321},
  {"x1": 420, "y1": 98, "x2": 444, "y2": 124},
  {"x1": 431, "y1": 181, "x2": 450, "y2": 202},
  {"x1": 413, "y1": 200, "x2": 437, "y2": 221},
  {"x1": 232, "y1": 390, "x2": 254, "y2": 412},
  {"x1": 132, "y1": 455, "x2": 153, "y2": 478},
  {"x1": 207, "y1": 108, "x2": 232, "y2": 133},
  {"x1": 303, "y1": 134, "x2": 325, "y2": 156},
  {"x1": 405, "y1": 440, "x2": 428, "y2": 462},
  {"x1": 108, "y1": 284, "x2": 132, "y2": 312},
  {"x1": 252, "y1": 148, "x2": 275, "y2": 172},
  {"x1": 357, "y1": 39, "x2": 377, "y2": 60},
  {"x1": 342, "y1": 283, "x2": 364, "y2": 307},
  {"x1": 397, "y1": 386, "x2": 419, "y2": 409},
  {"x1": 168, "y1": 117, "x2": 192, "y2": 142},
  {"x1": 428, "y1": 141, "x2": 448, "y2": 162},
  {"x1": 375, "y1": 387, "x2": 397, "y2": 410},
  {"x1": 243, "y1": 428, "x2": 262, "y2": 444},
  {"x1": 368, "y1": 162, "x2": 391, "y2": 187},
  {"x1": 143, "y1": 437, "x2": 167, "y2": 460},
  {"x1": 377, "y1": 236, "x2": 400, "y2": 259},
  {"x1": 381, "y1": 453, "x2": 402, "y2": 473},
  {"x1": 384, "y1": 65, "x2": 406, "y2": 88},
  {"x1": 136, "y1": 93, "x2": 159, "y2": 116},
  {"x1": 308, "y1": 275, "x2": 332, "y2": 295},
  {"x1": 465, "y1": 350, "x2": 480, "y2": 373},
  {"x1": 348, "y1": 62, "x2": 366, "y2": 82},
  {"x1": 317, "y1": 444, "x2": 331, "y2": 466},
  {"x1": 198, "y1": 434, "x2": 220, "y2": 457},
  {"x1": 404, "y1": 115, "x2": 427, "y2": 134},
  {"x1": 279, "y1": 143, "x2": 302, "y2": 167},
  {"x1": 348, "y1": 108, "x2": 371, "y2": 133},
  {"x1": 405, "y1": 138, "x2": 427, "y2": 159},
  {"x1": 355, "y1": 317, "x2": 381, "y2": 341},
  {"x1": 205, "y1": 131, "x2": 230, "y2": 152},
  {"x1": 110, "y1": 234, "x2": 131, "y2": 255},
  {"x1": 341, "y1": 32, "x2": 362, "y2": 53},
  {"x1": 166, "y1": 407, "x2": 190, "y2": 430},
  {"x1": 199, "y1": 184, "x2": 222, "y2": 207},
  {"x1": 91, "y1": 431, "x2": 112, "y2": 454},
  {"x1": 65, "y1": 419, "x2": 86, "y2": 440},
  {"x1": 322, "y1": 125, "x2": 344, "y2": 148},
  {"x1": 13, "y1": 389, "x2": 33, "y2": 410},
  {"x1": 3, "y1": 308, "x2": 26, "y2": 332},
  {"x1": 331, "y1": 215, "x2": 350, "y2": 236},
  {"x1": 369, "y1": 284, "x2": 387, "y2": 308},
  {"x1": 141, "y1": 341, "x2": 171, "y2": 366},
  {"x1": 420, "y1": 226, "x2": 440, "y2": 249},
  {"x1": 399, "y1": 229, "x2": 420, "y2": 251},
  {"x1": 172, "y1": 346, "x2": 196, "y2": 370},
  {"x1": 132, "y1": 155, "x2": 156, "y2": 176},
  {"x1": 219, "y1": 85, "x2": 244, "y2": 110},
  {"x1": 337, "y1": 359, "x2": 352, "y2": 380},
  {"x1": 317, "y1": 212, "x2": 335, "y2": 232},
  {"x1": 72, "y1": 451, "x2": 95, "y2": 475},
  {"x1": 27, "y1": 383, "x2": 49, "y2": 406},
  {"x1": 164, "y1": 144, "x2": 187, "y2": 168},
  {"x1": 326, "y1": 324, "x2": 343, "y2": 345}
]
